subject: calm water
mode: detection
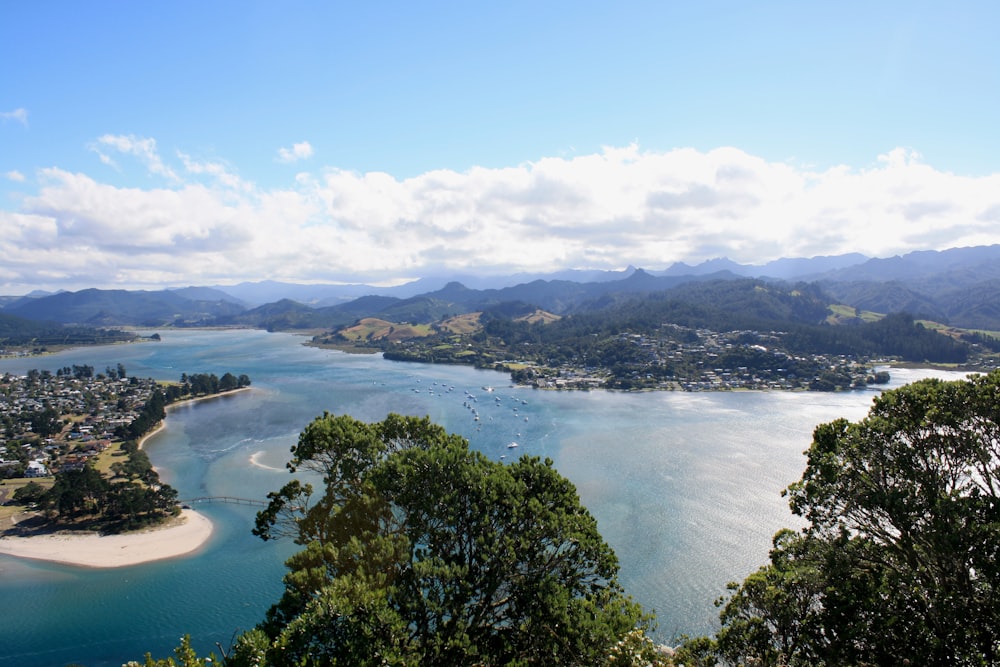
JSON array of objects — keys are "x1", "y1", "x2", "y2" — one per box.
[{"x1": 0, "y1": 330, "x2": 967, "y2": 666}]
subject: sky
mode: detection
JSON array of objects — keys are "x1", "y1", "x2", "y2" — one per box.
[{"x1": 2, "y1": 1, "x2": 1000, "y2": 294}]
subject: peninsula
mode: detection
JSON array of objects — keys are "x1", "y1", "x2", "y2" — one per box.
[
  {"x1": 0, "y1": 366, "x2": 250, "y2": 568},
  {"x1": 0, "y1": 507, "x2": 213, "y2": 568}
]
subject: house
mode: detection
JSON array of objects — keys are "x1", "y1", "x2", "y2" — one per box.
[{"x1": 25, "y1": 460, "x2": 50, "y2": 478}]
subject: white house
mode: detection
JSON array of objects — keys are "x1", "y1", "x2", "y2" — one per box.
[{"x1": 24, "y1": 460, "x2": 50, "y2": 478}]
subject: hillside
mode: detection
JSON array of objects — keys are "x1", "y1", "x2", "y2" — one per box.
[
  {"x1": 323, "y1": 278, "x2": 986, "y2": 391},
  {"x1": 5, "y1": 288, "x2": 245, "y2": 327},
  {"x1": 0, "y1": 311, "x2": 139, "y2": 351}
]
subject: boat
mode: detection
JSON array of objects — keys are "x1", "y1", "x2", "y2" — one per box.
[{"x1": 507, "y1": 441, "x2": 519, "y2": 449}]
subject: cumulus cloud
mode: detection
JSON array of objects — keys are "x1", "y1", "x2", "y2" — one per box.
[
  {"x1": 277, "y1": 141, "x2": 314, "y2": 163},
  {"x1": 3, "y1": 142, "x2": 1000, "y2": 292},
  {"x1": 4, "y1": 170, "x2": 25, "y2": 182},
  {"x1": 1, "y1": 108, "x2": 28, "y2": 125}
]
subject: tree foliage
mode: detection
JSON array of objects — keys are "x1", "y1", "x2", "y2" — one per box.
[
  {"x1": 239, "y1": 413, "x2": 650, "y2": 666},
  {"x1": 714, "y1": 370, "x2": 1000, "y2": 666},
  {"x1": 39, "y1": 460, "x2": 179, "y2": 531}
]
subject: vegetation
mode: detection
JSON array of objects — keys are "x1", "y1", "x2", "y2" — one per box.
[
  {"x1": 2, "y1": 368, "x2": 251, "y2": 534},
  {"x1": 133, "y1": 371, "x2": 1000, "y2": 665},
  {"x1": 37, "y1": 460, "x2": 180, "y2": 532},
  {"x1": 168, "y1": 372, "x2": 252, "y2": 400},
  {"x1": 234, "y1": 413, "x2": 657, "y2": 666},
  {"x1": 360, "y1": 282, "x2": 979, "y2": 390},
  {"x1": 0, "y1": 311, "x2": 138, "y2": 354},
  {"x1": 693, "y1": 369, "x2": 1000, "y2": 665}
]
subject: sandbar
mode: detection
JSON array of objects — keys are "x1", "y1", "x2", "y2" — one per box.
[{"x1": 0, "y1": 509, "x2": 213, "y2": 568}]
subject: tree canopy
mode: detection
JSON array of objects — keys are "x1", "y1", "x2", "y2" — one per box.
[
  {"x1": 713, "y1": 369, "x2": 1000, "y2": 666},
  {"x1": 234, "y1": 412, "x2": 654, "y2": 666}
]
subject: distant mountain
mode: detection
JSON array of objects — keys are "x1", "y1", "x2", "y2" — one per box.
[
  {"x1": 0, "y1": 311, "x2": 137, "y2": 348},
  {"x1": 0, "y1": 311, "x2": 58, "y2": 339},
  {"x1": 0, "y1": 290, "x2": 58, "y2": 311},
  {"x1": 4, "y1": 288, "x2": 245, "y2": 327},
  {"x1": 817, "y1": 245, "x2": 1000, "y2": 284},
  {"x1": 754, "y1": 253, "x2": 872, "y2": 280},
  {"x1": 211, "y1": 268, "x2": 640, "y2": 308},
  {"x1": 4, "y1": 244, "x2": 1000, "y2": 331},
  {"x1": 209, "y1": 280, "x2": 384, "y2": 307},
  {"x1": 818, "y1": 281, "x2": 948, "y2": 322},
  {"x1": 170, "y1": 286, "x2": 248, "y2": 307},
  {"x1": 814, "y1": 245, "x2": 1000, "y2": 329}
]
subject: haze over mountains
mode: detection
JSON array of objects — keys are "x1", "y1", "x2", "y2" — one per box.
[{"x1": 3, "y1": 245, "x2": 1000, "y2": 332}]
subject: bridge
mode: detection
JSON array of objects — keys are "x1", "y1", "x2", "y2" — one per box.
[{"x1": 181, "y1": 496, "x2": 267, "y2": 507}]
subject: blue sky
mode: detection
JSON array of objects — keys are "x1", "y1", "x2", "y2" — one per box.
[{"x1": 2, "y1": 1, "x2": 1000, "y2": 293}]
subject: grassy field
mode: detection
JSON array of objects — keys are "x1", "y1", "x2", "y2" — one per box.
[
  {"x1": 338, "y1": 318, "x2": 435, "y2": 342},
  {"x1": 0, "y1": 477, "x2": 54, "y2": 523},
  {"x1": 438, "y1": 312, "x2": 482, "y2": 334},
  {"x1": 827, "y1": 303, "x2": 883, "y2": 323}
]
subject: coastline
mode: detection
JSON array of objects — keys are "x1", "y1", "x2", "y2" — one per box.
[
  {"x1": 138, "y1": 386, "x2": 254, "y2": 450},
  {"x1": 0, "y1": 508, "x2": 214, "y2": 568},
  {"x1": 0, "y1": 388, "x2": 253, "y2": 569}
]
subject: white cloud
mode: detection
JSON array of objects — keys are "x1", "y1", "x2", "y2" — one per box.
[
  {"x1": 91, "y1": 135, "x2": 180, "y2": 182},
  {"x1": 4, "y1": 143, "x2": 1000, "y2": 292},
  {"x1": 4, "y1": 170, "x2": 25, "y2": 182},
  {"x1": 1, "y1": 108, "x2": 28, "y2": 126},
  {"x1": 277, "y1": 141, "x2": 314, "y2": 163},
  {"x1": 178, "y1": 152, "x2": 252, "y2": 193}
]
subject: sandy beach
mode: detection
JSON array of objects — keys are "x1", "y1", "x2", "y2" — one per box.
[
  {"x1": 0, "y1": 509, "x2": 214, "y2": 568},
  {"x1": 0, "y1": 389, "x2": 254, "y2": 570}
]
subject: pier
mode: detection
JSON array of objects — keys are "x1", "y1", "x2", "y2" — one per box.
[{"x1": 181, "y1": 496, "x2": 267, "y2": 507}]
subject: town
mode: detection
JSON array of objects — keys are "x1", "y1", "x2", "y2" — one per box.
[
  {"x1": 511, "y1": 326, "x2": 893, "y2": 391},
  {"x1": 381, "y1": 322, "x2": 895, "y2": 392},
  {"x1": 0, "y1": 366, "x2": 250, "y2": 485}
]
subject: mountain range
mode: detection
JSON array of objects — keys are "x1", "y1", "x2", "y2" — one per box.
[{"x1": 3, "y1": 245, "x2": 1000, "y2": 332}]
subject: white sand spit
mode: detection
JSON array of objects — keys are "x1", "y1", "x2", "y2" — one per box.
[{"x1": 0, "y1": 509, "x2": 213, "y2": 568}]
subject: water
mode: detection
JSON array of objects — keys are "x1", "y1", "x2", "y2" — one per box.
[{"x1": 0, "y1": 330, "x2": 969, "y2": 666}]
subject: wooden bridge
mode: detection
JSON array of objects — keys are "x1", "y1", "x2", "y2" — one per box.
[{"x1": 181, "y1": 496, "x2": 267, "y2": 507}]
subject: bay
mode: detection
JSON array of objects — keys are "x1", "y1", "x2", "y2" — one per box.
[{"x1": 0, "y1": 330, "x2": 968, "y2": 666}]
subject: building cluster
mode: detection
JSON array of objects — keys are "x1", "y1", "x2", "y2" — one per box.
[
  {"x1": 0, "y1": 369, "x2": 160, "y2": 479},
  {"x1": 523, "y1": 326, "x2": 883, "y2": 391}
]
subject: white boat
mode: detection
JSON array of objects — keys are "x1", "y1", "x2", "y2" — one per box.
[{"x1": 507, "y1": 441, "x2": 519, "y2": 449}]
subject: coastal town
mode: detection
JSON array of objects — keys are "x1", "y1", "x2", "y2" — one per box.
[
  {"x1": 0, "y1": 364, "x2": 245, "y2": 571},
  {"x1": 0, "y1": 366, "x2": 250, "y2": 504},
  {"x1": 522, "y1": 327, "x2": 891, "y2": 391},
  {"x1": 383, "y1": 324, "x2": 895, "y2": 392},
  {"x1": 0, "y1": 365, "x2": 159, "y2": 483}
]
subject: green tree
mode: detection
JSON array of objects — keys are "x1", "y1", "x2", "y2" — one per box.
[
  {"x1": 44, "y1": 464, "x2": 109, "y2": 517},
  {"x1": 716, "y1": 370, "x2": 1000, "y2": 666},
  {"x1": 125, "y1": 634, "x2": 216, "y2": 667},
  {"x1": 12, "y1": 480, "x2": 47, "y2": 505},
  {"x1": 219, "y1": 372, "x2": 239, "y2": 391},
  {"x1": 29, "y1": 407, "x2": 62, "y2": 437},
  {"x1": 239, "y1": 413, "x2": 650, "y2": 666}
]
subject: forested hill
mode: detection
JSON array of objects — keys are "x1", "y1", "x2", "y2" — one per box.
[
  {"x1": 6, "y1": 245, "x2": 1000, "y2": 331},
  {"x1": 0, "y1": 311, "x2": 138, "y2": 352},
  {"x1": 477, "y1": 280, "x2": 971, "y2": 365},
  {"x1": 318, "y1": 278, "x2": 981, "y2": 392},
  {"x1": 559, "y1": 280, "x2": 968, "y2": 363}
]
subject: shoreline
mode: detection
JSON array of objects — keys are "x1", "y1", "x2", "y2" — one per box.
[
  {"x1": 0, "y1": 508, "x2": 214, "y2": 568},
  {"x1": 0, "y1": 388, "x2": 253, "y2": 570},
  {"x1": 138, "y1": 386, "x2": 254, "y2": 450}
]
